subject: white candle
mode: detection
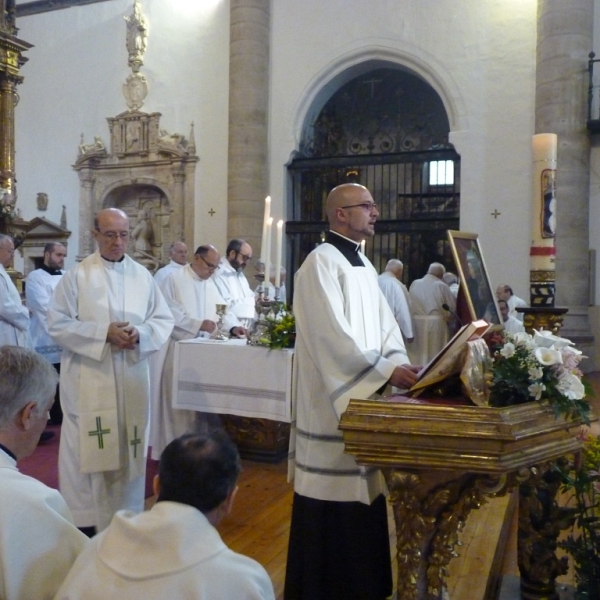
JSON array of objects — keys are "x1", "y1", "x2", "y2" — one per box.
[
  {"x1": 275, "y1": 220, "x2": 283, "y2": 288},
  {"x1": 360, "y1": 240, "x2": 365, "y2": 254},
  {"x1": 263, "y1": 217, "x2": 273, "y2": 293},
  {"x1": 261, "y1": 196, "x2": 271, "y2": 261}
]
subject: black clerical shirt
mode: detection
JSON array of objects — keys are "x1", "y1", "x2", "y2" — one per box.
[{"x1": 326, "y1": 231, "x2": 364, "y2": 267}]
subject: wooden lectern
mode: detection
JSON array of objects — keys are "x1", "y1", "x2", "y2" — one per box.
[{"x1": 339, "y1": 399, "x2": 583, "y2": 600}]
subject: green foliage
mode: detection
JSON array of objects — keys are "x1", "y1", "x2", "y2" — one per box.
[{"x1": 261, "y1": 306, "x2": 296, "y2": 349}]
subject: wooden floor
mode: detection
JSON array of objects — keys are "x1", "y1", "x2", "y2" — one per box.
[{"x1": 145, "y1": 374, "x2": 600, "y2": 600}]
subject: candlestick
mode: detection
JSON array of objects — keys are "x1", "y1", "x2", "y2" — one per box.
[
  {"x1": 264, "y1": 217, "x2": 273, "y2": 297},
  {"x1": 275, "y1": 220, "x2": 283, "y2": 288},
  {"x1": 261, "y1": 196, "x2": 271, "y2": 261}
]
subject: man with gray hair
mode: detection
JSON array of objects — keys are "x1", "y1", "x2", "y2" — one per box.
[
  {"x1": 378, "y1": 259, "x2": 413, "y2": 342},
  {"x1": 409, "y1": 262, "x2": 456, "y2": 364},
  {"x1": 154, "y1": 241, "x2": 188, "y2": 286},
  {"x1": 0, "y1": 234, "x2": 30, "y2": 347},
  {"x1": 0, "y1": 345, "x2": 87, "y2": 600}
]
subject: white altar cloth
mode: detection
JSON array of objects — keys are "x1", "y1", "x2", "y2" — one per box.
[{"x1": 173, "y1": 339, "x2": 293, "y2": 422}]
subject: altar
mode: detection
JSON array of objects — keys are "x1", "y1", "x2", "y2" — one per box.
[{"x1": 172, "y1": 339, "x2": 293, "y2": 460}]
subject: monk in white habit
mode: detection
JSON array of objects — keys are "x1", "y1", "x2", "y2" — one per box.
[
  {"x1": 153, "y1": 241, "x2": 188, "y2": 286},
  {"x1": 149, "y1": 244, "x2": 246, "y2": 460},
  {"x1": 0, "y1": 346, "x2": 87, "y2": 600},
  {"x1": 48, "y1": 208, "x2": 174, "y2": 534},
  {"x1": 378, "y1": 258, "x2": 413, "y2": 342},
  {"x1": 213, "y1": 238, "x2": 256, "y2": 328},
  {"x1": 409, "y1": 262, "x2": 456, "y2": 365},
  {"x1": 55, "y1": 432, "x2": 275, "y2": 600},
  {"x1": 0, "y1": 234, "x2": 30, "y2": 347},
  {"x1": 285, "y1": 183, "x2": 420, "y2": 600}
]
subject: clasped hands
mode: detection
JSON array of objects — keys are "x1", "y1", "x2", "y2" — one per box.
[{"x1": 107, "y1": 321, "x2": 139, "y2": 350}]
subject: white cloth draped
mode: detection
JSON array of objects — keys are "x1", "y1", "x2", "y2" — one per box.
[
  {"x1": 0, "y1": 448, "x2": 87, "y2": 600},
  {"x1": 149, "y1": 265, "x2": 239, "y2": 460},
  {"x1": 289, "y1": 244, "x2": 410, "y2": 505},
  {"x1": 54, "y1": 502, "x2": 275, "y2": 600},
  {"x1": 0, "y1": 264, "x2": 30, "y2": 347},
  {"x1": 47, "y1": 251, "x2": 173, "y2": 530},
  {"x1": 26, "y1": 268, "x2": 64, "y2": 363}
]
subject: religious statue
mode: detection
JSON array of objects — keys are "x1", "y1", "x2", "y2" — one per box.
[
  {"x1": 78, "y1": 135, "x2": 106, "y2": 157},
  {"x1": 36, "y1": 192, "x2": 48, "y2": 211},
  {"x1": 130, "y1": 207, "x2": 158, "y2": 270},
  {"x1": 124, "y1": 0, "x2": 148, "y2": 72}
]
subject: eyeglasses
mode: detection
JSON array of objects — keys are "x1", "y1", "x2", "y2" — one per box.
[
  {"x1": 236, "y1": 251, "x2": 252, "y2": 262},
  {"x1": 199, "y1": 254, "x2": 219, "y2": 271},
  {"x1": 340, "y1": 202, "x2": 378, "y2": 212},
  {"x1": 95, "y1": 230, "x2": 130, "y2": 241}
]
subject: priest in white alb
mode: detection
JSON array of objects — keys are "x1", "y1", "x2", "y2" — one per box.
[
  {"x1": 378, "y1": 258, "x2": 413, "y2": 342},
  {"x1": 47, "y1": 208, "x2": 174, "y2": 534},
  {"x1": 285, "y1": 183, "x2": 420, "y2": 600},
  {"x1": 149, "y1": 244, "x2": 246, "y2": 460},
  {"x1": 0, "y1": 234, "x2": 30, "y2": 347},
  {"x1": 212, "y1": 238, "x2": 256, "y2": 328},
  {"x1": 409, "y1": 262, "x2": 456, "y2": 365},
  {"x1": 153, "y1": 241, "x2": 188, "y2": 286}
]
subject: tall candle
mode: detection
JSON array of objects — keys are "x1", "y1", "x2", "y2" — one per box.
[
  {"x1": 275, "y1": 220, "x2": 283, "y2": 288},
  {"x1": 263, "y1": 217, "x2": 273, "y2": 293},
  {"x1": 261, "y1": 196, "x2": 271, "y2": 262}
]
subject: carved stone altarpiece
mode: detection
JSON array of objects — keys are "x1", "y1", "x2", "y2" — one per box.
[{"x1": 73, "y1": 112, "x2": 198, "y2": 269}]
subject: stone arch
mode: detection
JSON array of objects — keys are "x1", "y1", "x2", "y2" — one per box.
[{"x1": 292, "y1": 45, "x2": 467, "y2": 147}]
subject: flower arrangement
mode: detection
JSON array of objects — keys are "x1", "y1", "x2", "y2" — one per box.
[
  {"x1": 259, "y1": 305, "x2": 295, "y2": 349},
  {"x1": 558, "y1": 433, "x2": 600, "y2": 596},
  {"x1": 488, "y1": 329, "x2": 591, "y2": 424}
]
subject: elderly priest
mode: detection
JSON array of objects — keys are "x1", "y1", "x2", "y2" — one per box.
[
  {"x1": 285, "y1": 183, "x2": 420, "y2": 600},
  {"x1": 0, "y1": 346, "x2": 87, "y2": 600},
  {"x1": 48, "y1": 208, "x2": 174, "y2": 535}
]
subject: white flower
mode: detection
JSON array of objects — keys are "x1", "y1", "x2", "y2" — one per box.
[
  {"x1": 556, "y1": 373, "x2": 585, "y2": 400},
  {"x1": 534, "y1": 346, "x2": 563, "y2": 366},
  {"x1": 512, "y1": 332, "x2": 535, "y2": 350},
  {"x1": 528, "y1": 382, "x2": 546, "y2": 400},
  {"x1": 533, "y1": 329, "x2": 573, "y2": 349},
  {"x1": 500, "y1": 343, "x2": 515, "y2": 358},
  {"x1": 528, "y1": 366, "x2": 544, "y2": 380}
]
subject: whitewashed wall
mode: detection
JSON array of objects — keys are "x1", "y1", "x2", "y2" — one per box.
[
  {"x1": 15, "y1": 0, "x2": 230, "y2": 269},
  {"x1": 269, "y1": 0, "x2": 537, "y2": 301}
]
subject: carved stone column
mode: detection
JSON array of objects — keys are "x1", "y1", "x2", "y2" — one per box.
[
  {"x1": 77, "y1": 171, "x2": 95, "y2": 259},
  {"x1": 536, "y1": 0, "x2": 594, "y2": 359},
  {"x1": 227, "y1": 0, "x2": 270, "y2": 254}
]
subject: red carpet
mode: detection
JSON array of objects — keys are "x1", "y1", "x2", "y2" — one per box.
[{"x1": 18, "y1": 423, "x2": 159, "y2": 499}]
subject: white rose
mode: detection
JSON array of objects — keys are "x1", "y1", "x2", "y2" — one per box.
[
  {"x1": 512, "y1": 332, "x2": 534, "y2": 349},
  {"x1": 557, "y1": 373, "x2": 585, "y2": 400},
  {"x1": 534, "y1": 347, "x2": 563, "y2": 366},
  {"x1": 500, "y1": 343, "x2": 515, "y2": 358}
]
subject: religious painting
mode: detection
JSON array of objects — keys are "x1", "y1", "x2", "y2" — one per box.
[{"x1": 447, "y1": 230, "x2": 501, "y2": 325}]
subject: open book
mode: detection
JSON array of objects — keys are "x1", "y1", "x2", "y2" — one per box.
[{"x1": 409, "y1": 319, "x2": 491, "y2": 393}]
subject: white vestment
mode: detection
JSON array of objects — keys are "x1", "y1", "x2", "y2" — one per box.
[
  {"x1": 377, "y1": 271, "x2": 413, "y2": 339},
  {"x1": 0, "y1": 447, "x2": 88, "y2": 600},
  {"x1": 26, "y1": 267, "x2": 64, "y2": 364},
  {"x1": 212, "y1": 258, "x2": 255, "y2": 327},
  {"x1": 47, "y1": 251, "x2": 174, "y2": 531},
  {"x1": 0, "y1": 264, "x2": 30, "y2": 347},
  {"x1": 408, "y1": 274, "x2": 456, "y2": 365},
  {"x1": 153, "y1": 259, "x2": 185, "y2": 287},
  {"x1": 149, "y1": 265, "x2": 240, "y2": 460},
  {"x1": 289, "y1": 243, "x2": 410, "y2": 505},
  {"x1": 54, "y1": 501, "x2": 275, "y2": 600},
  {"x1": 508, "y1": 294, "x2": 528, "y2": 321},
  {"x1": 504, "y1": 315, "x2": 525, "y2": 334}
]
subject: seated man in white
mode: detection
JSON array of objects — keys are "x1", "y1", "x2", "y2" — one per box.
[
  {"x1": 55, "y1": 432, "x2": 276, "y2": 600},
  {"x1": 0, "y1": 345, "x2": 87, "y2": 600},
  {"x1": 154, "y1": 241, "x2": 188, "y2": 286},
  {"x1": 149, "y1": 245, "x2": 246, "y2": 460},
  {"x1": 498, "y1": 299, "x2": 525, "y2": 334}
]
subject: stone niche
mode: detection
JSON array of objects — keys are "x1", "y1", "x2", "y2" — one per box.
[{"x1": 73, "y1": 109, "x2": 198, "y2": 270}]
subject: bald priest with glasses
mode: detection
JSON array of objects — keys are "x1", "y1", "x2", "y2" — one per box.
[{"x1": 48, "y1": 208, "x2": 174, "y2": 536}]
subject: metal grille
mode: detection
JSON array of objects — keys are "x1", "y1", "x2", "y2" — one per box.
[{"x1": 286, "y1": 148, "x2": 460, "y2": 298}]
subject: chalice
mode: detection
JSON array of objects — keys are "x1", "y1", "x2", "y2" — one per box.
[{"x1": 212, "y1": 303, "x2": 229, "y2": 340}]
